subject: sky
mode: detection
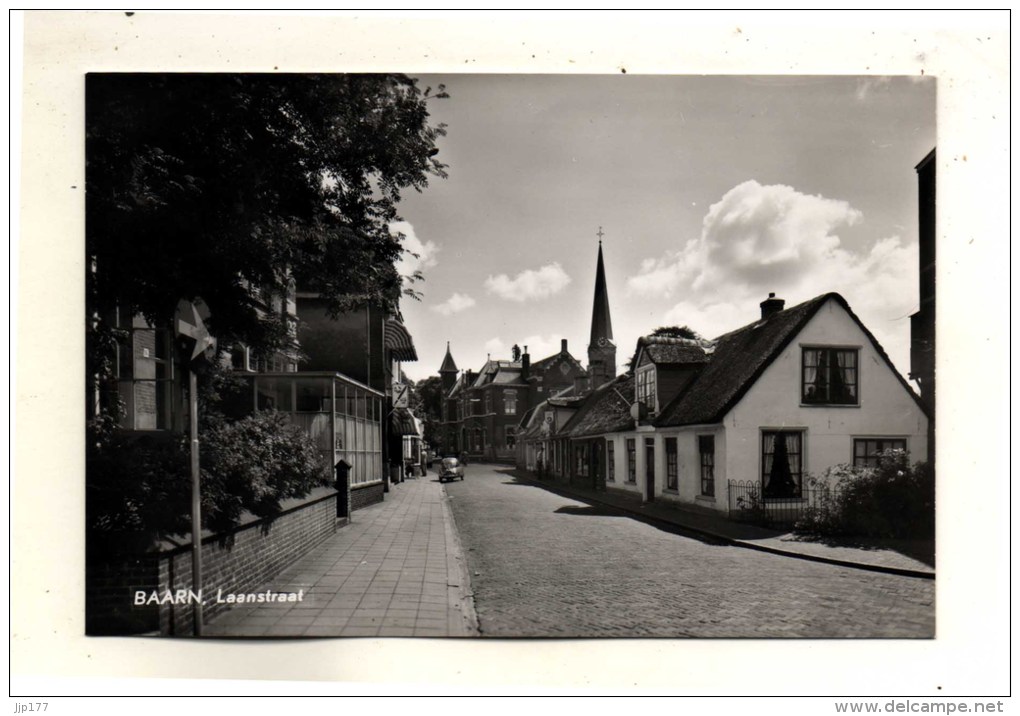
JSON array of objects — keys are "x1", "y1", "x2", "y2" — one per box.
[{"x1": 389, "y1": 74, "x2": 935, "y2": 382}]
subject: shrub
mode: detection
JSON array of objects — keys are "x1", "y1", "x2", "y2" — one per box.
[
  {"x1": 86, "y1": 428, "x2": 192, "y2": 555},
  {"x1": 200, "y1": 410, "x2": 332, "y2": 533},
  {"x1": 86, "y1": 410, "x2": 331, "y2": 553},
  {"x1": 796, "y1": 450, "x2": 934, "y2": 539}
]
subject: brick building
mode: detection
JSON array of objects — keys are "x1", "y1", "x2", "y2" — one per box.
[
  {"x1": 87, "y1": 282, "x2": 422, "y2": 634},
  {"x1": 440, "y1": 341, "x2": 586, "y2": 462}
]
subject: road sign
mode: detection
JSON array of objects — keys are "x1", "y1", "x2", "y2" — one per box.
[
  {"x1": 393, "y1": 382, "x2": 410, "y2": 408},
  {"x1": 173, "y1": 298, "x2": 217, "y2": 635},
  {"x1": 175, "y1": 299, "x2": 217, "y2": 364}
]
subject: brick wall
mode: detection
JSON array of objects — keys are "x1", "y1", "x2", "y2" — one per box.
[
  {"x1": 86, "y1": 555, "x2": 162, "y2": 635},
  {"x1": 351, "y1": 481, "x2": 384, "y2": 511},
  {"x1": 86, "y1": 492, "x2": 339, "y2": 636}
]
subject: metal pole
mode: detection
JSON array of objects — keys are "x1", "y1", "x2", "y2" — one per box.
[{"x1": 189, "y1": 368, "x2": 204, "y2": 636}]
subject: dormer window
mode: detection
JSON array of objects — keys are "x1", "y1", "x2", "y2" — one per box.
[
  {"x1": 802, "y1": 347, "x2": 859, "y2": 405},
  {"x1": 636, "y1": 364, "x2": 657, "y2": 413}
]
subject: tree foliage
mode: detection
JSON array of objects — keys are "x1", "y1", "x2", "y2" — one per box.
[
  {"x1": 651, "y1": 325, "x2": 700, "y2": 339},
  {"x1": 86, "y1": 74, "x2": 448, "y2": 552},
  {"x1": 411, "y1": 376, "x2": 444, "y2": 447},
  {"x1": 626, "y1": 325, "x2": 703, "y2": 372},
  {"x1": 86, "y1": 73, "x2": 448, "y2": 352}
]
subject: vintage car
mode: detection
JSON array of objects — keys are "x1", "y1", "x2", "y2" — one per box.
[{"x1": 437, "y1": 457, "x2": 465, "y2": 482}]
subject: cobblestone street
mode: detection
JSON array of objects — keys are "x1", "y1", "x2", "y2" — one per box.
[{"x1": 447, "y1": 463, "x2": 935, "y2": 638}]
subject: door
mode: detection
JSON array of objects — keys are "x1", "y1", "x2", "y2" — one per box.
[
  {"x1": 645, "y1": 438, "x2": 655, "y2": 502},
  {"x1": 591, "y1": 440, "x2": 604, "y2": 491}
]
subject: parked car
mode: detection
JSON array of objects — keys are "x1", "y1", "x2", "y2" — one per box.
[{"x1": 437, "y1": 457, "x2": 464, "y2": 482}]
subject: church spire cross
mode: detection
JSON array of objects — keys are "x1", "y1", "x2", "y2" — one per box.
[{"x1": 587, "y1": 239, "x2": 617, "y2": 385}]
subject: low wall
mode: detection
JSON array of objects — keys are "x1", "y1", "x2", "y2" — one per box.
[
  {"x1": 86, "y1": 490, "x2": 339, "y2": 636},
  {"x1": 351, "y1": 481, "x2": 385, "y2": 511}
]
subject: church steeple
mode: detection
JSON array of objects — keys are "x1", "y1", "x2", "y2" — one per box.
[
  {"x1": 588, "y1": 229, "x2": 617, "y2": 388},
  {"x1": 439, "y1": 342, "x2": 459, "y2": 394},
  {"x1": 439, "y1": 342, "x2": 458, "y2": 374}
]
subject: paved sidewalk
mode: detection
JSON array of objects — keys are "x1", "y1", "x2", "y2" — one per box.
[
  {"x1": 506, "y1": 468, "x2": 935, "y2": 578},
  {"x1": 205, "y1": 476, "x2": 478, "y2": 638}
]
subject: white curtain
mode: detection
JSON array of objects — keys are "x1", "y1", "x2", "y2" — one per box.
[
  {"x1": 835, "y1": 350, "x2": 856, "y2": 399},
  {"x1": 762, "y1": 432, "x2": 776, "y2": 485},
  {"x1": 803, "y1": 350, "x2": 819, "y2": 399}
]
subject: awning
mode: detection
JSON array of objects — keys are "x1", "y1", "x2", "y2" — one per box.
[
  {"x1": 390, "y1": 407, "x2": 423, "y2": 437},
  {"x1": 384, "y1": 319, "x2": 418, "y2": 362}
]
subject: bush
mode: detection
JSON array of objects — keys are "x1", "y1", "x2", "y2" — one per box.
[
  {"x1": 200, "y1": 411, "x2": 332, "y2": 533},
  {"x1": 796, "y1": 450, "x2": 934, "y2": 539},
  {"x1": 87, "y1": 410, "x2": 331, "y2": 553},
  {"x1": 86, "y1": 427, "x2": 192, "y2": 554}
]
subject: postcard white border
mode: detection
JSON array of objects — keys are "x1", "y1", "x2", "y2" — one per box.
[{"x1": 11, "y1": 9, "x2": 1011, "y2": 695}]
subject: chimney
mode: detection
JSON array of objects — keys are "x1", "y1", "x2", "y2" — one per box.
[
  {"x1": 760, "y1": 292, "x2": 785, "y2": 320},
  {"x1": 561, "y1": 338, "x2": 568, "y2": 354},
  {"x1": 522, "y1": 345, "x2": 530, "y2": 380}
]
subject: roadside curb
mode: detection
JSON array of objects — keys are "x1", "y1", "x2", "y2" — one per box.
[
  {"x1": 440, "y1": 484, "x2": 481, "y2": 636},
  {"x1": 510, "y1": 471, "x2": 935, "y2": 581}
]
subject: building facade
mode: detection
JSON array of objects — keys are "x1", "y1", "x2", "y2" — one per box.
[
  {"x1": 441, "y1": 342, "x2": 586, "y2": 462},
  {"x1": 295, "y1": 294, "x2": 421, "y2": 507},
  {"x1": 910, "y1": 148, "x2": 936, "y2": 464},
  {"x1": 553, "y1": 293, "x2": 929, "y2": 520}
]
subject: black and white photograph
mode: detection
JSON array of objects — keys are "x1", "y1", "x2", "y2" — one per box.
[
  {"x1": 83, "y1": 71, "x2": 937, "y2": 640},
  {"x1": 12, "y1": 9, "x2": 1010, "y2": 700}
]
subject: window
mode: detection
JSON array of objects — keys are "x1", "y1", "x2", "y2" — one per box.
[
  {"x1": 482, "y1": 429, "x2": 488, "y2": 449},
  {"x1": 505, "y1": 425, "x2": 517, "y2": 449},
  {"x1": 230, "y1": 345, "x2": 252, "y2": 372},
  {"x1": 854, "y1": 438, "x2": 907, "y2": 468},
  {"x1": 574, "y1": 445, "x2": 589, "y2": 477},
  {"x1": 636, "y1": 365, "x2": 657, "y2": 412},
  {"x1": 117, "y1": 324, "x2": 175, "y2": 430},
  {"x1": 699, "y1": 435, "x2": 715, "y2": 497},
  {"x1": 665, "y1": 438, "x2": 678, "y2": 491},
  {"x1": 313, "y1": 381, "x2": 382, "y2": 487},
  {"x1": 762, "y1": 431, "x2": 803, "y2": 498},
  {"x1": 607, "y1": 441, "x2": 615, "y2": 482},
  {"x1": 802, "y1": 348, "x2": 858, "y2": 405},
  {"x1": 484, "y1": 392, "x2": 492, "y2": 414},
  {"x1": 504, "y1": 390, "x2": 517, "y2": 415},
  {"x1": 626, "y1": 439, "x2": 637, "y2": 483}
]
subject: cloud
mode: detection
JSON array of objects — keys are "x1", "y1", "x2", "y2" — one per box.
[
  {"x1": 391, "y1": 220, "x2": 439, "y2": 282},
  {"x1": 628, "y1": 181, "x2": 862, "y2": 299},
  {"x1": 483, "y1": 337, "x2": 505, "y2": 356},
  {"x1": 627, "y1": 180, "x2": 918, "y2": 373},
  {"x1": 518, "y1": 335, "x2": 564, "y2": 360},
  {"x1": 485, "y1": 262, "x2": 572, "y2": 302},
  {"x1": 431, "y1": 292, "x2": 476, "y2": 316}
]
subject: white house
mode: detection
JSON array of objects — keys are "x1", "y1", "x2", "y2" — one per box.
[{"x1": 598, "y1": 292, "x2": 929, "y2": 516}]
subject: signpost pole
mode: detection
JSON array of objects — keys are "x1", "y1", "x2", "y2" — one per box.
[
  {"x1": 175, "y1": 299, "x2": 214, "y2": 637},
  {"x1": 189, "y1": 368, "x2": 204, "y2": 636}
]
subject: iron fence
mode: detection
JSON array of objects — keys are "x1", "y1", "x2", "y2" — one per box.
[{"x1": 727, "y1": 479, "x2": 831, "y2": 527}]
